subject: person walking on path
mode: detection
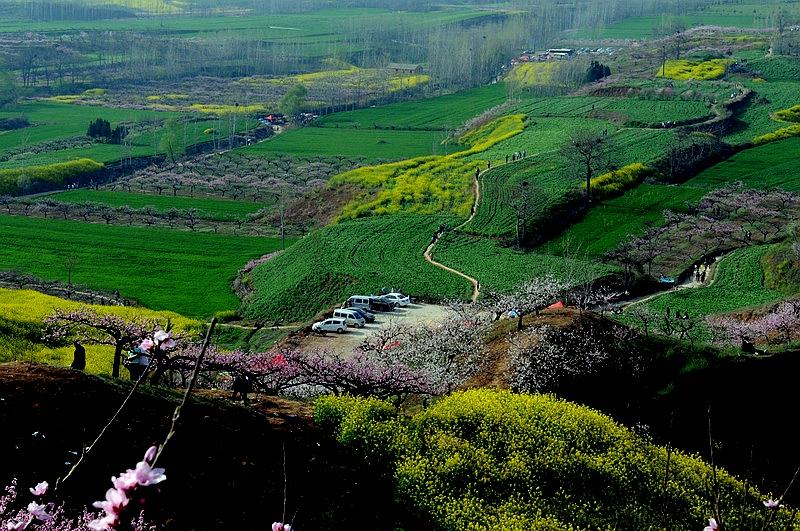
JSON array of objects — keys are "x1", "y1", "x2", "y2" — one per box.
[
  {"x1": 126, "y1": 347, "x2": 151, "y2": 381},
  {"x1": 71, "y1": 340, "x2": 86, "y2": 371}
]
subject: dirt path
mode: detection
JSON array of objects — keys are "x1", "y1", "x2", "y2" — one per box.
[
  {"x1": 621, "y1": 254, "x2": 723, "y2": 310},
  {"x1": 423, "y1": 158, "x2": 525, "y2": 302}
]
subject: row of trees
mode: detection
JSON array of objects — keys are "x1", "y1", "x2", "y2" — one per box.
[{"x1": 606, "y1": 183, "x2": 800, "y2": 289}]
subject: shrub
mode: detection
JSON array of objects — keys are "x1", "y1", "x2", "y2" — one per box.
[
  {"x1": 585, "y1": 162, "x2": 653, "y2": 200},
  {"x1": 656, "y1": 59, "x2": 729, "y2": 80},
  {"x1": 316, "y1": 390, "x2": 793, "y2": 530},
  {"x1": 83, "y1": 88, "x2": 107, "y2": 96},
  {"x1": 752, "y1": 124, "x2": 800, "y2": 145},
  {"x1": 0, "y1": 116, "x2": 29, "y2": 131},
  {"x1": 0, "y1": 158, "x2": 104, "y2": 195},
  {"x1": 773, "y1": 104, "x2": 800, "y2": 123}
]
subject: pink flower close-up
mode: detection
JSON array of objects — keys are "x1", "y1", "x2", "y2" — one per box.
[
  {"x1": 703, "y1": 518, "x2": 719, "y2": 531},
  {"x1": 28, "y1": 481, "x2": 47, "y2": 497},
  {"x1": 5, "y1": 516, "x2": 32, "y2": 531},
  {"x1": 111, "y1": 470, "x2": 139, "y2": 492},
  {"x1": 764, "y1": 498, "x2": 782, "y2": 509},
  {"x1": 144, "y1": 445, "x2": 158, "y2": 464},
  {"x1": 133, "y1": 462, "x2": 167, "y2": 487},
  {"x1": 93, "y1": 487, "x2": 129, "y2": 517},
  {"x1": 87, "y1": 512, "x2": 119, "y2": 531},
  {"x1": 26, "y1": 501, "x2": 52, "y2": 522},
  {"x1": 139, "y1": 338, "x2": 155, "y2": 353},
  {"x1": 272, "y1": 523, "x2": 291, "y2": 531}
]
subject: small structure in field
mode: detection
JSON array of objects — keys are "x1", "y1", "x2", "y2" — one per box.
[{"x1": 386, "y1": 62, "x2": 423, "y2": 75}]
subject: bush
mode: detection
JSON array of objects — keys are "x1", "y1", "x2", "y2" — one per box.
[
  {"x1": 753, "y1": 124, "x2": 800, "y2": 145},
  {"x1": 773, "y1": 104, "x2": 800, "y2": 123},
  {"x1": 585, "y1": 162, "x2": 653, "y2": 200},
  {"x1": 0, "y1": 116, "x2": 29, "y2": 131},
  {"x1": 0, "y1": 158, "x2": 104, "y2": 195},
  {"x1": 656, "y1": 59, "x2": 728, "y2": 80},
  {"x1": 316, "y1": 390, "x2": 793, "y2": 530}
]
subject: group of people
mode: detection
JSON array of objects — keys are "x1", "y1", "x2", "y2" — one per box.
[
  {"x1": 505, "y1": 151, "x2": 527, "y2": 164},
  {"x1": 693, "y1": 262, "x2": 711, "y2": 284}
]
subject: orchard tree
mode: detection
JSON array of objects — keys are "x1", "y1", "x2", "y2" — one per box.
[
  {"x1": 43, "y1": 307, "x2": 155, "y2": 377},
  {"x1": 482, "y1": 275, "x2": 565, "y2": 331}
]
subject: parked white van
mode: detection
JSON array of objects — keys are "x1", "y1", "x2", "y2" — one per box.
[
  {"x1": 312, "y1": 318, "x2": 348, "y2": 334},
  {"x1": 333, "y1": 308, "x2": 366, "y2": 328}
]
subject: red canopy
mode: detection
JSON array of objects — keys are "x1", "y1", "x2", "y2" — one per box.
[{"x1": 547, "y1": 301, "x2": 565, "y2": 309}]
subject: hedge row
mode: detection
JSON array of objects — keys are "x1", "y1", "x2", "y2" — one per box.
[{"x1": 0, "y1": 158, "x2": 104, "y2": 195}]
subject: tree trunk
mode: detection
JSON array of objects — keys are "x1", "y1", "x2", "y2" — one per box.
[{"x1": 112, "y1": 342, "x2": 123, "y2": 378}]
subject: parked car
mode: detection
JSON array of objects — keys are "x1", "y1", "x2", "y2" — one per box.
[
  {"x1": 368, "y1": 297, "x2": 395, "y2": 312},
  {"x1": 312, "y1": 318, "x2": 348, "y2": 334},
  {"x1": 345, "y1": 307, "x2": 375, "y2": 323},
  {"x1": 381, "y1": 292, "x2": 411, "y2": 307},
  {"x1": 333, "y1": 309, "x2": 366, "y2": 328},
  {"x1": 346, "y1": 296, "x2": 394, "y2": 313}
]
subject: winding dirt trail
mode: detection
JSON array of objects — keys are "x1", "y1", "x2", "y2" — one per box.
[{"x1": 423, "y1": 158, "x2": 523, "y2": 302}]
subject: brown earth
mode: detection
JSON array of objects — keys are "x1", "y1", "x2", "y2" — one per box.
[{"x1": 0, "y1": 363, "x2": 401, "y2": 531}]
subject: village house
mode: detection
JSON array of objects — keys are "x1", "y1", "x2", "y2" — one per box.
[{"x1": 386, "y1": 62, "x2": 424, "y2": 75}]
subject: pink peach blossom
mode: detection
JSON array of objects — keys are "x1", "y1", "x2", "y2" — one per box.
[{"x1": 28, "y1": 481, "x2": 47, "y2": 496}]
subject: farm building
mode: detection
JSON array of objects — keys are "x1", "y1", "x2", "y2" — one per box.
[
  {"x1": 386, "y1": 62, "x2": 423, "y2": 75},
  {"x1": 547, "y1": 48, "x2": 575, "y2": 58}
]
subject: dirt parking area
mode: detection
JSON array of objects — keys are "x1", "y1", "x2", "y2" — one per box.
[{"x1": 296, "y1": 303, "x2": 451, "y2": 357}]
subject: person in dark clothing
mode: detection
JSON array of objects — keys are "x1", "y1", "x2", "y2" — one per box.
[
  {"x1": 232, "y1": 373, "x2": 252, "y2": 404},
  {"x1": 71, "y1": 341, "x2": 86, "y2": 371}
]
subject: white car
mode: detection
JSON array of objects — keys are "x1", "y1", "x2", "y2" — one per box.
[
  {"x1": 312, "y1": 318, "x2": 348, "y2": 334},
  {"x1": 381, "y1": 292, "x2": 411, "y2": 307}
]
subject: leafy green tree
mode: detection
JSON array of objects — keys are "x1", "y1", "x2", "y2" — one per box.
[
  {"x1": 159, "y1": 118, "x2": 184, "y2": 163},
  {"x1": 278, "y1": 84, "x2": 308, "y2": 119},
  {"x1": 0, "y1": 61, "x2": 18, "y2": 107}
]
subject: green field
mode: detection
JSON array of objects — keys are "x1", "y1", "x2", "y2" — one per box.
[
  {"x1": 0, "y1": 214, "x2": 290, "y2": 317},
  {"x1": 572, "y1": 3, "x2": 799, "y2": 39},
  {"x1": 627, "y1": 245, "x2": 783, "y2": 319},
  {"x1": 0, "y1": 101, "x2": 249, "y2": 168},
  {"x1": 0, "y1": 8, "x2": 496, "y2": 60},
  {"x1": 433, "y1": 233, "x2": 617, "y2": 294},
  {"x1": 513, "y1": 96, "x2": 711, "y2": 124},
  {"x1": 317, "y1": 84, "x2": 509, "y2": 130},
  {"x1": 46, "y1": 190, "x2": 269, "y2": 221},
  {"x1": 691, "y1": 137, "x2": 800, "y2": 191},
  {"x1": 242, "y1": 127, "x2": 458, "y2": 161},
  {"x1": 243, "y1": 214, "x2": 473, "y2": 322},
  {"x1": 723, "y1": 81, "x2": 800, "y2": 144},
  {"x1": 747, "y1": 56, "x2": 800, "y2": 82}
]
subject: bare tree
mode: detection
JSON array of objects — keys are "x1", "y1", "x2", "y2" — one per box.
[{"x1": 561, "y1": 130, "x2": 612, "y2": 206}]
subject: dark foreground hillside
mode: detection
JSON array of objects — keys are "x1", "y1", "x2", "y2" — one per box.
[{"x1": 0, "y1": 363, "x2": 399, "y2": 530}]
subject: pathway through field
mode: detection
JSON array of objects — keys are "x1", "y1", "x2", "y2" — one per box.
[{"x1": 423, "y1": 157, "x2": 528, "y2": 302}]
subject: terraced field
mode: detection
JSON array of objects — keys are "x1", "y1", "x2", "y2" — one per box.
[
  {"x1": 723, "y1": 81, "x2": 800, "y2": 144},
  {"x1": 243, "y1": 214, "x2": 473, "y2": 322},
  {"x1": 317, "y1": 84, "x2": 509, "y2": 130},
  {"x1": 433, "y1": 233, "x2": 617, "y2": 294},
  {"x1": 513, "y1": 96, "x2": 711, "y2": 123},
  {"x1": 0, "y1": 214, "x2": 289, "y2": 317},
  {"x1": 242, "y1": 127, "x2": 458, "y2": 161}
]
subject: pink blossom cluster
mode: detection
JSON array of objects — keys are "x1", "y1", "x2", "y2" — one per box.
[
  {"x1": 88, "y1": 446, "x2": 166, "y2": 530},
  {"x1": 707, "y1": 300, "x2": 800, "y2": 346}
]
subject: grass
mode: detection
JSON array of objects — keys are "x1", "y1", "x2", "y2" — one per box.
[
  {"x1": 242, "y1": 214, "x2": 473, "y2": 322},
  {"x1": 434, "y1": 232, "x2": 617, "y2": 293},
  {"x1": 0, "y1": 214, "x2": 292, "y2": 317},
  {"x1": 47, "y1": 190, "x2": 269, "y2": 221},
  {"x1": 723, "y1": 81, "x2": 800, "y2": 144},
  {"x1": 746, "y1": 56, "x2": 800, "y2": 82},
  {"x1": 316, "y1": 84, "x2": 509, "y2": 131},
  {"x1": 0, "y1": 101, "x2": 250, "y2": 168},
  {"x1": 656, "y1": 59, "x2": 729, "y2": 81},
  {"x1": 241, "y1": 127, "x2": 458, "y2": 161},
  {"x1": 513, "y1": 96, "x2": 711, "y2": 124}
]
